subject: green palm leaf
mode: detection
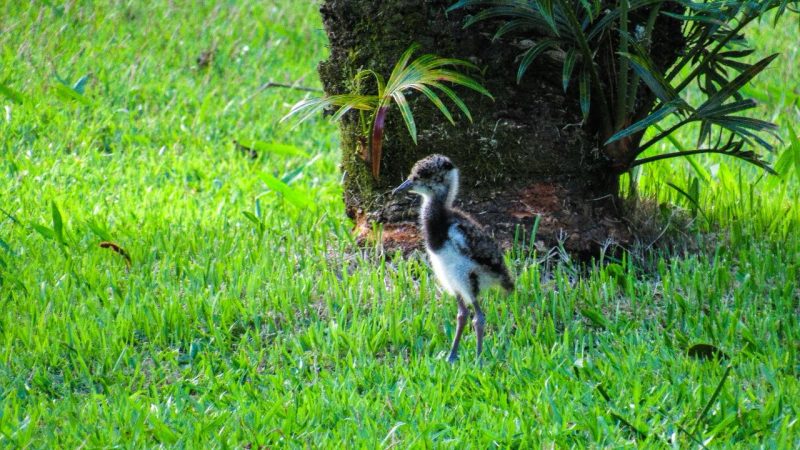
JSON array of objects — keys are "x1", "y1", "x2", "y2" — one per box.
[
  {"x1": 695, "y1": 54, "x2": 778, "y2": 115},
  {"x1": 693, "y1": 99, "x2": 756, "y2": 119},
  {"x1": 493, "y1": 18, "x2": 535, "y2": 41},
  {"x1": 412, "y1": 84, "x2": 454, "y2": 124},
  {"x1": 453, "y1": 0, "x2": 795, "y2": 176},
  {"x1": 426, "y1": 69, "x2": 493, "y2": 98},
  {"x1": 605, "y1": 100, "x2": 682, "y2": 145},
  {"x1": 428, "y1": 82, "x2": 473, "y2": 121},
  {"x1": 619, "y1": 52, "x2": 683, "y2": 106},
  {"x1": 283, "y1": 43, "x2": 492, "y2": 178},
  {"x1": 579, "y1": 65, "x2": 590, "y2": 120},
  {"x1": 517, "y1": 38, "x2": 559, "y2": 83},
  {"x1": 535, "y1": 0, "x2": 560, "y2": 36},
  {"x1": 391, "y1": 90, "x2": 417, "y2": 144},
  {"x1": 562, "y1": 48, "x2": 577, "y2": 92},
  {"x1": 282, "y1": 94, "x2": 378, "y2": 126}
]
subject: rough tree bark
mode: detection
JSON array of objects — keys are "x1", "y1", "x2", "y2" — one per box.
[{"x1": 318, "y1": 0, "x2": 684, "y2": 257}]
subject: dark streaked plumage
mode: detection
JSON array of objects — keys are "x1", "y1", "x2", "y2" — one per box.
[{"x1": 393, "y1": 154, "x2": 514, "y2": 362}]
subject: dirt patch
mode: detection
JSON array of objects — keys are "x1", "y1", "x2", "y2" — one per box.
[
  {"x1": 355, "y1": 217, "x2": 423, "y2": 255},
  {"x1": 354, "y1": 181, "x2": 632, "y2": 259}
]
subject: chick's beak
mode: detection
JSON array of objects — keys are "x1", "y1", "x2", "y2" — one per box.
[{"x1": 392, "y1": 179, "x2": 413, "y2": 196}]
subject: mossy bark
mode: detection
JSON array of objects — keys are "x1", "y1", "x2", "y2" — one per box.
[{"x1": 318, "y1": 0, "x2": 683, "y2": 255}]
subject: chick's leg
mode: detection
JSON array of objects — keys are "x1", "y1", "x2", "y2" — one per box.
[{"x1": 447, "y1": 296, "x2": 469, "y2": 363}]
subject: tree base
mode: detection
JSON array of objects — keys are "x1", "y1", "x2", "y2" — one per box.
[{"x1": 353, "y1": 181, "x2": 631, "y2": 259}]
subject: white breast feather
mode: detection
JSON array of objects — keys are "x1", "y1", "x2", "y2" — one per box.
[{"x1": 426, "y1": 224, "x2": 477, "y2": 304}]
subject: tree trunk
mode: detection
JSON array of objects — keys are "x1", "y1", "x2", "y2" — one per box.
[{"x1": 318, "y1": 0, "x2": 683, "y2": 257}]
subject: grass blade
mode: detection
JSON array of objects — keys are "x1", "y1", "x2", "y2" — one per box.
[
  {"x1": 0, "y1": 82, "x2": 24, "y2": 104},
  {"x1": 234, "y1": 140, "x2": 309, "y2": 158},
  {"x1": 53, "y1": 82, "x2": 91, "y2": 106},
  {"x1": 259, "y1": 173, "x2": 313, "y2": 210},
  {"x1": 788, "y1": 124, "x2": 800, "y2": 177},
  {"x1": 691, "y1": 365, "x2": 733, "y2": 435},
  {"x1": 31, "y1": 224, "x2": 55, "y2": 241},
  {"x1": 51, "y1": 201, "x2": 65, "y2": 246}
]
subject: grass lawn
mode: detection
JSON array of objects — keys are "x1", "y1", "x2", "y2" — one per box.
[{"x1": 1, "y1": 1, "x2": 798, "y2": 447}]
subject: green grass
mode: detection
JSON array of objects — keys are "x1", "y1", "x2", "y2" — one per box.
[{"x1": 1, "y1": 1, "x2": 798, "y2": 447}]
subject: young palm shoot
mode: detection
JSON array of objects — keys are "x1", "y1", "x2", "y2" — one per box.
[{"x1": 282, "y1": 44, "x2": 492, "y2": 179}]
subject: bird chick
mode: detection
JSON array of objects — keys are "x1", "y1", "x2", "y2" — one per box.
[{"x1": 393, "y1": 154, "x2": 514, "y2": 362}]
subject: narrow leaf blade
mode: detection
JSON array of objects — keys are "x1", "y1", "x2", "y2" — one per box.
[
  {"x1": 259, "y1": 173, "x2": 313, "y2": 210},
  {"x1": 235, "y1": 139, "x2": 309, "y2": 157},
  {"x1": 579, "y1": 67, "x2": 590, "y2": 120},
  {"x1": 562, "y1": 49, "x2": 577, "y2": 92},
  {"x1": 0, "y1": 83, "x2": 24, "y2": 104},
  {"x1": 517, "y1": 39, "x2": 557, "y2": 83},
  {"x1": 605, "y1": 101, "x2": 679, "y2": 145},
  {"x1": 413, "y1": 84, "x2": 454, "y2": 124},
  {"x1": 51, "y1": 201, "x2": 65, "y2": 245},
  {"x1": 788, "y1": 124, "x2": 800, "y2": 177},
  {"x1": 54, "y1": 83, "x2": 91, "y2": 105},
  {"x1": 391, "y1": 91, "x2": 417, "y2": 144}
]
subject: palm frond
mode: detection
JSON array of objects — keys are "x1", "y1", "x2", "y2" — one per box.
[
  {"x1": 493, "y1": 18, "x2": 536, "y2": 41},
  {"x1": 353, "y1": 69, "x2": 386, "y2": 94},
  {"x1": 411, "y1": 84, "x2": 455, "y2": 124},
  {"x1": 284, "y1": 43, "x2": 491, "y2": 179},
  {"x1": 517, "y1": 38, "x2": 560, "y2": 82},
  {"x1": 605, "y1": 100, "x2": 683, "y2": 146},
  {"x1": 391, "y1": 90, "x2": 417, "y2": 144},
  {"x1": 578, "y1": 65, "x2": 591, "y2": 120},
  {"x1": 282, "y1": 94, "x2": 378, "y2": 126},
  {"x1": 632, "y1": 141, "x2": 777, "y2": 174},
  {"x1": 694, "y1": 54, "x2": 778, "y2": 116},
  {"x1": 369, "y1": 45, "x2": 492, "y2": 177},
  {"x1": 561, "y1": 48, "x2": 577, "y2": 92},
  {"x1": 619, "y1": 52, "x2": 684, "y2": 106},
  {"x1": 452, "y1": 0, "x2": 797, "y2": 175},
  {"x1": 427, "y1": 82, "x2": 474, "y2": 121},
  {"x1": 537, "y1": 0, "x2": 561, "y2": 36}
]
